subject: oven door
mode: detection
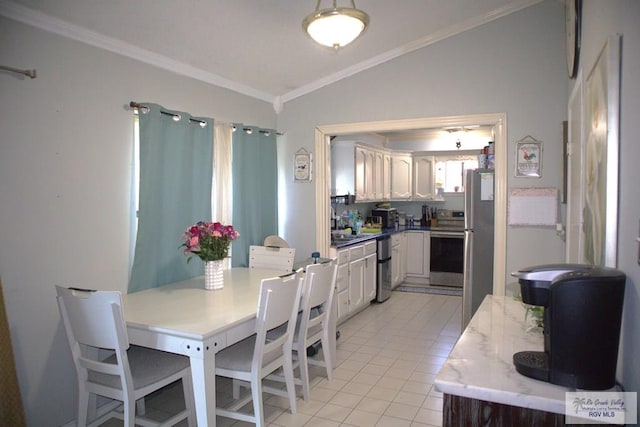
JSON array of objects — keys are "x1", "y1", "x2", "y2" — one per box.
[{"x1": 430, "y1": 230, "x2": 465, "y2": 287}]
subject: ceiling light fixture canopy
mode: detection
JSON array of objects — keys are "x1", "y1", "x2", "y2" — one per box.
[{"x1": 303, "y1": 0, "x2": 370, "y2": 50}]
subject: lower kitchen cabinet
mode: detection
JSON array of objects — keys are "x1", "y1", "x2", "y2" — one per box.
[
  {"x1": 364, "y1": 244, "x2": 377, "y2": 302},
  {"x1": 405, "y1": 230, "x2": 430, "y2": 284},
  {"x1": 335, "y1": 260, "x2": 350, "y2": 321},
  {"x1": 333, "y1": 240, "x2": 377, "y2": 324},
  {"x1": 391, "y1": 232, "x2": 407, "y2": 288}
]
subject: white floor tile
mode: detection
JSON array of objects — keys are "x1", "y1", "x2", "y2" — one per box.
[
  {"x1": 355, "y1": 396, "x2": 391, "y2": 414},
  {"x1": 385, "y1": 401, "x2": 420, "y2": 420},
  {"x1": 343, "y1": 408, "x2": 383, "y2": 426},
  {"x1": 313, "y1": 402, "x2": 352, "y2": 423}
]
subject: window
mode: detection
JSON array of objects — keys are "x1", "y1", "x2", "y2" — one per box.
[{"x1": 435, "y1": 154, "x2": 478, "y2": 193}]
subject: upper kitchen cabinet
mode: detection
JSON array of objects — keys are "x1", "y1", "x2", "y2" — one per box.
[
  {"x1": 380, "y1": 152, "x2": 391, "y2": 200},
  {"x1": 331, "y1": 141, "x2": 356, "y2": 196},
  {"x1": 360, "y1": 146, "x2": 389, "y2": 202},
  {"x1": 413, "y1": 155, "x2": 435, "y2": 200},
  {"x1": 333, "y1": 141, "x2": 390, "y2": 202},
  {"x1": 390, "y1": 153, "x2": 412, "y2": 200},
  {"x1": 354, "y1": 145, "x2": 369, "y2": 201}
]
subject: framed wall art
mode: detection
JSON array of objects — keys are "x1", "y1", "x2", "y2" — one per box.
[
  {"x1": 294, "y1": 148, "x2": 312, "y2": 182},
  {"x1": 515, "y1": 136, "x2": 542, "y2": 178}
]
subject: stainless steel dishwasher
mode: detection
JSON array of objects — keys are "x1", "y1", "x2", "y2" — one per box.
[{"x1": 376, "y1": 235, "x2": 392, "y2": 302}]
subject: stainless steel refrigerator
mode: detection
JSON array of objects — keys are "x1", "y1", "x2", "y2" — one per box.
[{"x1": 462, "y1": 169, "x2": 495, "y2": 328}]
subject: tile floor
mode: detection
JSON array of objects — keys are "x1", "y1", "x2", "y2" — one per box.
[{"x1": 101, "y1": 290, "x2": 462, "y2": 426}]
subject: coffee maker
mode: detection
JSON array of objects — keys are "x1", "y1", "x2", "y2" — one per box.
[{"x1": 511, "y1": 264, "x2": 626, "y2": 390}]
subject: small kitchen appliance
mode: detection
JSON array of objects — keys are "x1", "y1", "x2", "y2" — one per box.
[
  {"x1": 371, "y1": 208, "x2": 397, "y2": 229},
  {"x1": 511, "y1": 264, "x2": 626, "y2": 390}
]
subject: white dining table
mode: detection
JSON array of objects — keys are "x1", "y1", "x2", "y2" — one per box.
[{"x1": 122, "y1": 267, "x2": 283, "y2": 427}]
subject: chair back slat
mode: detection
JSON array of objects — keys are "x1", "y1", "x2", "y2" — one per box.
[{"x1": 249, "y1": 246, "x2": 295, "y2": 273}]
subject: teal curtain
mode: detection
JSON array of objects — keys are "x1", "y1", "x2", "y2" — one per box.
[
  {"x1": 128, "y1": 104, "x2": 213, "y2": 293},
  {"x1": 231, "y1": 125, "x2": 278, "y2": 267}
]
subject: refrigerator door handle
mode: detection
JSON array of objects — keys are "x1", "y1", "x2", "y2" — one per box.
[
  {"x1": 464, "y1": 170, "x2": 474, "y2": 230},
  {"x1": 462, "y1": 230, "x2": 473, "y2": 328}
]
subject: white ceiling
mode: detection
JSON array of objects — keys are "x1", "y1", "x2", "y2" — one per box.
[{"x1": 2, "y1": 0, "x2": 542, "y2": 109}]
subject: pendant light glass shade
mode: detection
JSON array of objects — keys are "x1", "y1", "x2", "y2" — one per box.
[{"x1": 303, "y1": 1, "x2": 369, "y2": 49}]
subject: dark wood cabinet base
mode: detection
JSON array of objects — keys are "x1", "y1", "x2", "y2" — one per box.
[{"x1": 443, "y1": 393, "x2": 565, "y2": 427}]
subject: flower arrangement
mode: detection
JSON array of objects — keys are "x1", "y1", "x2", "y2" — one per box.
[{"x1": 181, "y1": 221, "x2": 240, "y2": 262}]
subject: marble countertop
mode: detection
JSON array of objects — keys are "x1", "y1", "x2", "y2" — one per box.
[{"x1": 434, "y1": 295, "x2": 570, "y2": 415}]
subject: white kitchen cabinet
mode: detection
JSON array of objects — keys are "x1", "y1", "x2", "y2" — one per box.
[
  {"x1": 405, "y1": 230, "x2": 431, "y2": 284},
  {"x1": 413, "y1": 155, "x2": 435, "y2": 200},
  {"x1": 391, "y1": 232, "x2": 407, "y2": 288},
  {"x1": 363, "y1": 241, "x2": 377, "y2": 302},
  {"x1": 391, "y1": 153, "x2": 412, "y2": 200},
  {"x1": 373, "y1": 150, "x2": 383, "y2": 200},
  {"x1": 381, "y1": 152, "x2": 391, "y2": 200},
  {"x1": 349, "y1": 256, "x2": 364, "y2": 309},
  {"x1": 335, "y1": 261, "x2": 350, "y2": 321},
  {"x1": 332, "y1": 240, "x2": 377, "y2": 324},
  {"x1": 355, "y1": 145, "x2": 368, "y2": 201},
  {"x1": 333, "y1": 141, "x2": 392, "y2": 202}
]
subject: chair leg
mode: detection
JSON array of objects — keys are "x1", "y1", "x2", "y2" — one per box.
[
  {"x1": 77, "y1": 386, "x2": 89, "y2": 427},
  {"x1": 232, "y1": 378, "x2": 241, "y2": 399},
  {"x1": 283, "y1": 353, "x2": 298, "y2": 413},
  {"x1": 136, "y1": 398, "x2": 146, "y2": 416},
  {"x1": 322, "y1": 334, "x2": 334, "y2": 381},
  {"x1": 251, "y1": 376, "x2": 265, "y2": 427},
  {"x1": 123, "y1": 398, "x2": 135, "y2": 427},
  {"x1": 182, "y1": 375, "x2": 197, "y2": 427},
  {"x1": 297, "y1": 348, "x2": 311, "y2": 401}
]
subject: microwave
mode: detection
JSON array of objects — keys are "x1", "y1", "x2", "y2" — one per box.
[{"x1": 371, "y1": 208, "x2": 398, "y2": 229}]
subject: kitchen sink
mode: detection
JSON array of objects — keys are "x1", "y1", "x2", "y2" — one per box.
[{"x1": 332, "y1": 234, "x2": 358, "y2": 242}]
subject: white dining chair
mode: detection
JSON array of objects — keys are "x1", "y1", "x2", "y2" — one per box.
[
  {"x1": 264, "y1": 260, "x2": 338, "y2": 401},
  {"x1": 214, "y1": 274, "x2": 303, "y2": 426},
  {"x1": 249, "y1": 245, "x2": 295, "y2": 273},
  {"x1": 55, "y1": 286, "x2": 196, "y2": 427}
]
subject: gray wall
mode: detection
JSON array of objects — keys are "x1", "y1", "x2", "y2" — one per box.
[
  {"x1": 572, "y1": 0, "x2": 640, "y2": 400},
  {"x1": 277, "y1": 1, "x2": 568, "y2": 290},
  {"x1": 0, "y1": 16, "x2": 276, "y2": 426}
]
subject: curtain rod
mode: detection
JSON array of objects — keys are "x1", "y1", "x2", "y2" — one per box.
[
  {"x1": 232, "y1": 125, "x2": 283, "y2": 137},
  {"x1": 129, "y1": 101, "x2": 282, "y2": 135},
  {"x1": 1, "y1": 65, "x2": 36, "y2": 78},
  {"x1": 129, "y1": 101, "x2": 207, "y2": 125}
]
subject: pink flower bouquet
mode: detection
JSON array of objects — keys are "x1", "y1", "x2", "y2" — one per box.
[{"x1": 181, "y1": 221, "x2": 240, "y2": 262}]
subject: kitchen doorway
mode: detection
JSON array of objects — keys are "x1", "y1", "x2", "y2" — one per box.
[{"x1": 313, "y1": 113, "x2": 508, "y2": 296}]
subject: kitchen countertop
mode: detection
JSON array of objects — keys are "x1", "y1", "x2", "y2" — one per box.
[
  {"x1": 434, "y1": 295, "x2": 571, "y2": 415},
  {"x1": 330, "y1": 225, "x2": 439, "y2": 248}
]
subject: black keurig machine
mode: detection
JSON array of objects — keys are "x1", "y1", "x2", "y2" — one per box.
[{"x1": 511, "y1": 264, "x2": 626, "y2": 390}]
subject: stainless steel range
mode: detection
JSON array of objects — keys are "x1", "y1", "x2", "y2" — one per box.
[{"x1": 429, "y1": 209, "x2": 465, "y2": 287}]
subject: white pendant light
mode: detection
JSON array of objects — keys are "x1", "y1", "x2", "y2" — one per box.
[{"x1": 303, "y1": 0, "x2": 369, "y2": 50}]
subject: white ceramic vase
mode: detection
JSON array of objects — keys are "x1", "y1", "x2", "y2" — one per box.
[{"x1": 204, "y1": 260, "x2": 224, "y2": 290}]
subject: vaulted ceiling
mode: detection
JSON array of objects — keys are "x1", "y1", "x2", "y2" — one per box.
[{"x1": 2, "y1": 0, "x2": 542, "y2": 110}]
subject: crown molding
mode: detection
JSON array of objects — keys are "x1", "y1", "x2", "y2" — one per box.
[
  {"x1": 1, "y1": 0, "x2": 541, "y2": 111},
  {"x1": 0, "y1": 0, "x2": 274, "y2": 104},
  {"x1": 280, "y1": 0, "x2": 543, "y2": 104}
]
